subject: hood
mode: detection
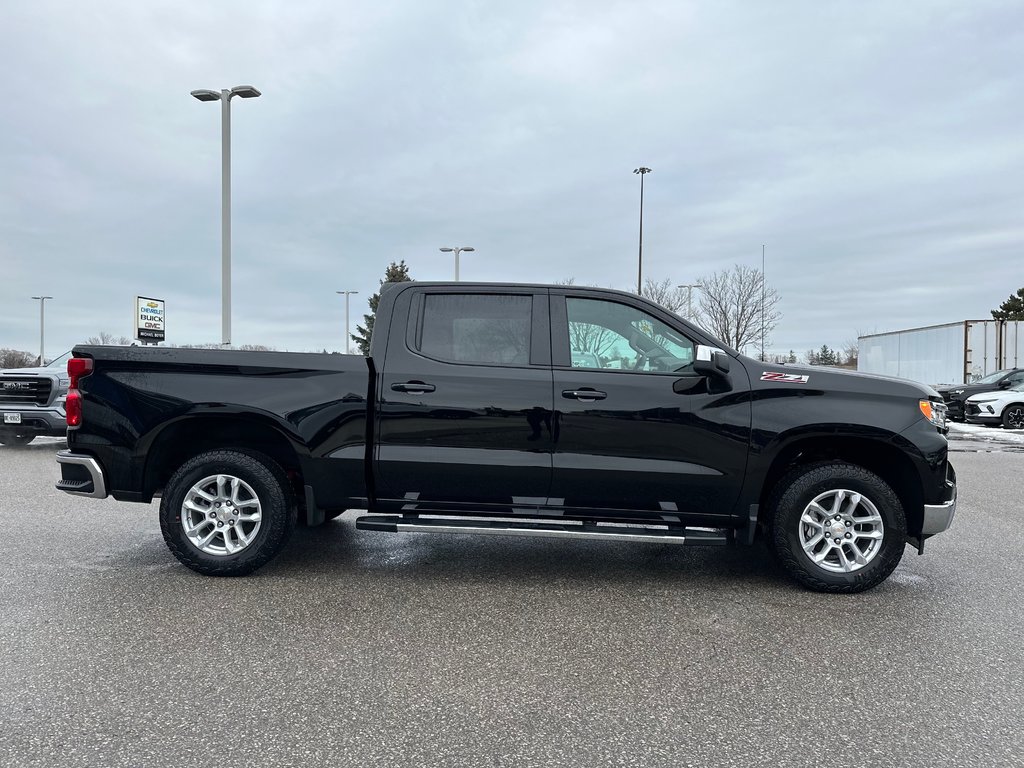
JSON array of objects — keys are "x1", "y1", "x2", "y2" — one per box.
[
  {"x1": 0, "y1": 366, "x2": 57, "y2": 377},
  {"x1": 936, "y1": 383, "x2": 999, "y2": 398},
  {"x1": 746, "y1": 360, "x2": 938, "y2": 399}
]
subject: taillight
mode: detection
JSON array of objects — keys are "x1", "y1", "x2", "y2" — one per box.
[
  {"x1": 68, "y1": 357, "x2": 93, "y2": 389},
  {"x1": 66, "y1": 357, "x2": 93, "y2": 428},
  {"x1": 66, "y1": 391, "x2": 82, "y2": 427}
]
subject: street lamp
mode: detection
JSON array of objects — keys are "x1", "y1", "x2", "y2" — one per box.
[
  {"x1": 190, "y1": 84, "x2": 262, "y2": 347},
  {"x1": 633, "y1": 167, "x2": 652, "y2": 296},
  {"x1": 761, "y1": 244, "x2": 766, "y2": 362},
  {"x1": 336, "y1": 290, "x2": 359, "y2": 354},
  {"x1": 30, "y1": 296, "x2": 52, "y2": 365},
  {"x1": 439, "y1": 246, "x2": 475, "y2": 281},
  {"x1": 676, "y1": 283, "x2": 702, "y2": 321}
]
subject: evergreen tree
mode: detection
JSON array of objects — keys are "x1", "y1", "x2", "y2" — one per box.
[
  {"x1": 806, "y1": 345, "x2": 838, "y2": 366},
  {"x1": 787, "y1": 350, "x2": 797, "y2": 364},
  {"x1": 991, "y1": 287, "x2": 1024, "y2": 321},
  {"x1": 352, "y1": 260, "x2": 413, "y2": 355}
]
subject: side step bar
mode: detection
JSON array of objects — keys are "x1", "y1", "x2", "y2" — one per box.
[{"x1": 355, "y1": 515, "x2": 730, "y2": 546}]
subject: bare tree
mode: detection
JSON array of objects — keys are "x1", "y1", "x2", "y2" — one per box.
[
  {"x1": 85, "y1": 331, "x2": 132, "y2": 345},
  {"x1": 695, "y1": 264, "x2": 781, "y2": 356},
  {"x1": 641, "y1": 278, "x2": 687, "y2": 314},
  {"x1": 0, "y1": 349, "x2": 37, "y2": 368},
  {"x1": 841, "y1": 338, "x2": 859, "y2": 367},
  {"x1": 568, "y1": 321, "x2": 619, "y2": 359}
]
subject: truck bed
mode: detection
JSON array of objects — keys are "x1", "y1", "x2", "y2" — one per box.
[{"x1": 66, "y1": 346, "x2": 371, "y2": 512}]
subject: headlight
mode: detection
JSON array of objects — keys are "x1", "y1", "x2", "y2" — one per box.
[{"x1": 920, "y1": 399, "x2": 947, "y2": 429}]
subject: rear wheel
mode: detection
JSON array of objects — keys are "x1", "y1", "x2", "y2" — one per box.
[
  {"x1": 0, "y1": 431, "x2": 34, "y2": 446},
  {"x1": 159, "y1": 449, "x2": 296, "y2": 576},
  {"x1": 1002, "y1": 404, "x2": 1024, "y2": 430},
  {"x1": 768, "y1": 462, "x2": 906, "y2": 593}
]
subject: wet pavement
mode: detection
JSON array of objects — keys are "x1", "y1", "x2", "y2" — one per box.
[{"x1": 1, "y1": 440, "x2": 1021, "y2": 767}]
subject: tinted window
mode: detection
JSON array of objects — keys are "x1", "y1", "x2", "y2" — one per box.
[
  {"x1": 420, "y1": 294, "x2": 532, "y2": 365},
  {"x1": 565, "y1": 298, "x2": 694, "y2": 372}
]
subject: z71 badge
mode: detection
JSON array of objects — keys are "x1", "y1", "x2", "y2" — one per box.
[{"x1": 761, "y1": 371, "x2": 810, "y2": 383}]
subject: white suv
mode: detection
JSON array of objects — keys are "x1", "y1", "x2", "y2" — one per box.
[{"x1": 964, "y1": 382, "x2": 1024, "y2": 430}]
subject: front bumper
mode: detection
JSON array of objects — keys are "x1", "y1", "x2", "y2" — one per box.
[
  {"x1": 921, "y1": 464, "x2": 957, "y2": 536},
  {"x1": 965, "y1": 414, "x2": 1000, "y2": 425},
  {"x1": 0, "y1": 406, "x2": 67, "y2": 436},
  {"x1": 56, "y1": 451, "x2": 108, "y2": 499}
]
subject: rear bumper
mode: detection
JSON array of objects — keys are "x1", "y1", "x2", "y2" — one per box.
[{"x1": 56, "y1": 451, "x2": 108, "y2": 499}]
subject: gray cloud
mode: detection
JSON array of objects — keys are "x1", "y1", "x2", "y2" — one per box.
[{"x1": 1, "y1": 0, "x2": 1021, "y2": 358}]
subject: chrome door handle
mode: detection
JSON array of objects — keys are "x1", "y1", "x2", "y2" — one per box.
[
  {"x1": 562, "y1": 388, "x2": 607, "y2": 402},
  {"x1": 391, "y1": 381, "x2": 436, "y2": 394}
]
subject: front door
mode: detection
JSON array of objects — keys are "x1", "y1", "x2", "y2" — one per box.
[
  {"x1": 548, "y1": 292, "x2": 751, "y2": 521},
  {"x1": 375, "y1": 287, "x2": 554, "y2": 511}
]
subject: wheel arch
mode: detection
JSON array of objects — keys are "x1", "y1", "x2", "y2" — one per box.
[
  {"x1": 1001, "y1": 401, "x2": 1024, "y2": 425},
  {"x1": 142, "y1": 415, "x2": 306, "y2": 502},
  {"x1": 758, "y1": 435, "x2": 924, "y2": 536}
]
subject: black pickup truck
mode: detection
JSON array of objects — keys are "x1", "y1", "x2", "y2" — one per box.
[{"x1": 56, "y1": 282, "x2": 957, "y2": 592}]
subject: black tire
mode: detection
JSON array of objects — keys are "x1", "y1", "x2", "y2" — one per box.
[
  {"x1": 768, "y1": 462, "x2": 906, "y2": 593},
  {"x1": 159, "y1": 449, "x2": 296, "y2": 576},
  {"x1": 0, "y1": 431, "x2": 34, "y2": 446},
  {"x1": 1002, "y1": 403, "x2": 1024, "y2": 430}
]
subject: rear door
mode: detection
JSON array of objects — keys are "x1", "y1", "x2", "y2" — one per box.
[
  {"x1": 548, "y1": 291, "x2": 751, "y2": 521},
  {"x1": 375, "y1": 286, "x2": 554, "y2": 510}
]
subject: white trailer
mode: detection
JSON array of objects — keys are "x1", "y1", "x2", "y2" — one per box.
[{"x1": 858, "y1": 320, "x2": 1023, "y2": 386}]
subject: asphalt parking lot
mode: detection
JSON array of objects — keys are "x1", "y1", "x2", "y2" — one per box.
[{"x1": 1, "y1": 439, "x2": 1022, "y2": 768}]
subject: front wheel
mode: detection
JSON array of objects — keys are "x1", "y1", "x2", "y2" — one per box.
[
  {"x1": 1002, "y1": 404, "x2": 1024, "y2": 430},
  {"x1": 159, "y1": 449, "x2": 296, "y2": 576},
  {"x1": 768, "y1": 462, "x2": 906, "y2": 593}
]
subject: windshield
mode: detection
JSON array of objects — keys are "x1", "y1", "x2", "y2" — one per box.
[
  {"x1": 46, "y1": 352, "x2": 72, "y2": 369},
  {"x1": 975, "y1": 369, "x2": 1012, "y2": 384}
]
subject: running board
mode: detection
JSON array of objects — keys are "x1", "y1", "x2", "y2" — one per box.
[{"x1": 355, "y1": 515, "x2": 730, "y2": 546}]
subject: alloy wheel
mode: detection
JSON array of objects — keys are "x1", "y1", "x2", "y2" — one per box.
[
  {"x1": 798, "y1": 489, "x2": 884, "y2": 574},
  {"x1": 180, "y1": 474, "x2": 263, "y2": 556}
]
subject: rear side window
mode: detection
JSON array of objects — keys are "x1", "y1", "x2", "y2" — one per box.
[{"x1": 419, "y1": 294, "x2": 532, "y2": 366}]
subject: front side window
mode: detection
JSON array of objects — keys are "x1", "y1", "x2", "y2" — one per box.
[
  {"x1": 419, "y1": 294, "x2": 532, "y2": 366},
  {"x1": 565, "y1": 298, "x2": 694, "y2": 372}
]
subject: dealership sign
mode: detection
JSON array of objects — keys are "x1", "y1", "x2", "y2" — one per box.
[{"x1": 135, "y1": 296, "x2": 165, "y2": 342}]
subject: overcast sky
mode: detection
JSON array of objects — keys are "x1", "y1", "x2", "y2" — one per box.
[{"x1": 1, "y1": 0, "x2": 1021, "y2": 359}]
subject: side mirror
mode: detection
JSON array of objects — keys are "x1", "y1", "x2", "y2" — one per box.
[
  {"x1": 998, "y1": 379, "x2": 1012, "y2": 388},
  {"x1": 692, "y1": 344, "x2": 730, "y2": 377}
]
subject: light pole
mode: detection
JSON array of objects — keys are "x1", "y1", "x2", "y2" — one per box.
[
  {"x1": 676, "y1": 283, "x2": 702, "y2": 321},
  {"x1": 191, "y1": 84, "x2": 262, "y2": 347},
  {"x1": 439, "y1": 246, "x2": 475, "y2": 281},
  {"x1": 337, "y1": 291, "x2": 359, "y2": 353},
  {"x1": 761, "y1": 244, "x2": 766, "y2": 362},
  {"x1": 30, "y1": 296, "x2": 52, "y2": 365},
  {"x1": 633, "y1": 167, "x2": 652, "y2": 295}
]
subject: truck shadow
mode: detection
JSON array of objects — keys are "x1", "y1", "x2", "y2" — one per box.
[{"x1": 266, "y1": 516, "x2": 794, "y2": 592}]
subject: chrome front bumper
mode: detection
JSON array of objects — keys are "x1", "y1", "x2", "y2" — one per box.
[
  {"x1": 921, "y1": 483, "x2": 957, "y2": 536},
  {"x1": 55, "y1": 451, "x2": 108, "y2": 499}
]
